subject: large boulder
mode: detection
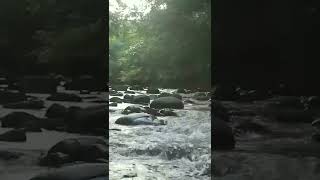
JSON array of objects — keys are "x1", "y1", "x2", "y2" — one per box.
[
  {"x1": 1, "y1": 112, "x2": 41, "y2": 129},
  {"x1": 30, "y1": 163, "x2": 107, "y2": 180},
  {"x1": 47, "y1": 93, "x2": 82, "y2": 102},
  {"x1": 150, "y1": 97, "x2": 184, "y2": 109},
  {"x1": 45, "y1": 104, "x2": 68, "y2": 118},
  {"x1": 146, "y1": 88, "x2": 160, "y2": 94},
  {"x1": 40, "y1": 137, "x2": 107, "y2": 166},
  {"x1": 115, "y1": 113, "x2": 165, "y2": 126},
  {"x1": 213, "y1": 117, "x2": 235, "y2": 150},
  {"x1": 132, "y1": 95, "x2": 150, "y2": 104},
  {"x1": 18, "y1": 76, "x2": 58, "y2": 93},
  {"x1": 109, "y1": 97, "x2": 123, "y2": 103},
  {"x1": 64, "y1": 106, "x2": 107, "y2": 134}
]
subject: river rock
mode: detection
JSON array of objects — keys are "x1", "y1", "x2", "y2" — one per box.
[
  {"x1": 133, "y1": 95, "x2": 150, "y2": 104},
  {"x1": 46, "y1": 103, "x2": 68, "y2": 118},
  {"x1": 159, "y1": 109, "x2": 177, "y2": 116},
  {"x1": 115, "y1": 113, "x2": 163, "y2": 125},
  {"x1": 146, "y1": 88, "x2": 160, "y2": 94},
  {"x1": 122, "y1": 105, "x2": 145, "y2": 115},
  {"x1": 150, "y1": 97, "x2": 184, "y2": 109},
  {"x1": 1, "y1": 112, "x2": 41, "y2": 129},
  {"x1": 40, "y1": 137, "x2": 107, "y2": 166},
  {"x1": 65, "y1": 105, "x2": 107, "y2": 134},
  {"x1": 110, "y1": 97, "x2": 123, "y2": 103}
]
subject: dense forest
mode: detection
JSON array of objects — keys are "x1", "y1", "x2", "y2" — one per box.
[
  {"x1": 109, "y1": 0, "x2": 211, "y2": 88},
  {"x1": 0, "y1": 0, "x2": 107, "y2": 80}
]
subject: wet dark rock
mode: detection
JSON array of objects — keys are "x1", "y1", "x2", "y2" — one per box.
[
  {"x1": 150, "y1": 97, "x2": 184, "y2": 109},
  {"x1": 1, "y1": 112, "x2": 41, "y2": 129},
  {"x1": 158, "y1": 92, "x2": 182, "y2": 100},
  {"x1": 30, "y1": 163, "x2": 107, "y2": 180},
  {"x1": 213, "y1": 117, "x2": 235, "y2": 150},
  {"x1": 115, "y1": 113, "x2": 163, "y2": 126},
  {"x1": 110, "y1": 97, "x2": 123, "y2": 103},
  {"x1": 159, "y1": 109, "x2": 177, "y2": 116},
  {"x1": 41, "y1": 118, "x2": 65, "y2": 131},
  {"x1": 122, "y1": 105, "x2": 145, "y2": 115},
  {"x1": 47, "y1": 93, "x2": 82, "y2": 102},
  {"x1": 109, "y1": 102, "x2": 117, "y2": 106},
  {"x1": 177, "y1": 88, "x2": 187, "y2": 93},
  {"x1": 132, "y1": 95, "x2": 150, "y2": 104},
  {"x1": 40, "y1": 137, "x2": 107, "y2": 166},
  {"x1": 146, "y1": 88, "x2": 160, "y2": 94},
  {"x1": 65, "y1": 105, "x2": 107, "y2": 134},
  {"x1": 143, "y1": 107, "x2": 161, "y2": 116},
  {"x1": 0, "y1": 90, "x2": 27, "y2": 104},
  {"x1": 46, "y1": 103, "x2": 68, "y2": 118},
  {"x1": 3, "y1": 99, "x2": 44, "y2": 109},
  {"x1": 0, "y1": 129, "x2": 26, "y2": 142},
  {"x1": 110, "y1": 91, "x2": 123, "y2": 96},
  {"x1": 90, "y1": 99, "x2": 108, "y2": 103}
]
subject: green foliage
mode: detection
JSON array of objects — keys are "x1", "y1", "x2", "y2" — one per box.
[{"x1": 110, "y1": 0, "x2": 211, "y2": 88}]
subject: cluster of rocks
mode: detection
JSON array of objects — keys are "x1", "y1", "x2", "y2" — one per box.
[
  {"x1": 109, "y1": 85, "x2": 211, "y2": 126},
  {"x1": 0, "y1": 74, "x2": 108, "y2": 179}
]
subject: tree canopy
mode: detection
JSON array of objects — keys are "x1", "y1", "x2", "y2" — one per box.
[{"x1": 109, "y1": 0, "x2": 211, "y2": 88}]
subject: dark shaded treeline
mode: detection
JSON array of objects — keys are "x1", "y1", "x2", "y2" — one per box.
[
  {"x1": 0, "y1": 0, "x2": 107, "y2": 82},
  {"x1": 213, "y1": 0, "x2": 320, "y2": 95}
]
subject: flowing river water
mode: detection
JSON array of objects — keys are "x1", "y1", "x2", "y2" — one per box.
[
  {"x1": 109, "y1": 89, "x2": 211, "y2": 179},
  {"x1": 214, "y1": 100, "x2": 320, "y2": 180}
]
